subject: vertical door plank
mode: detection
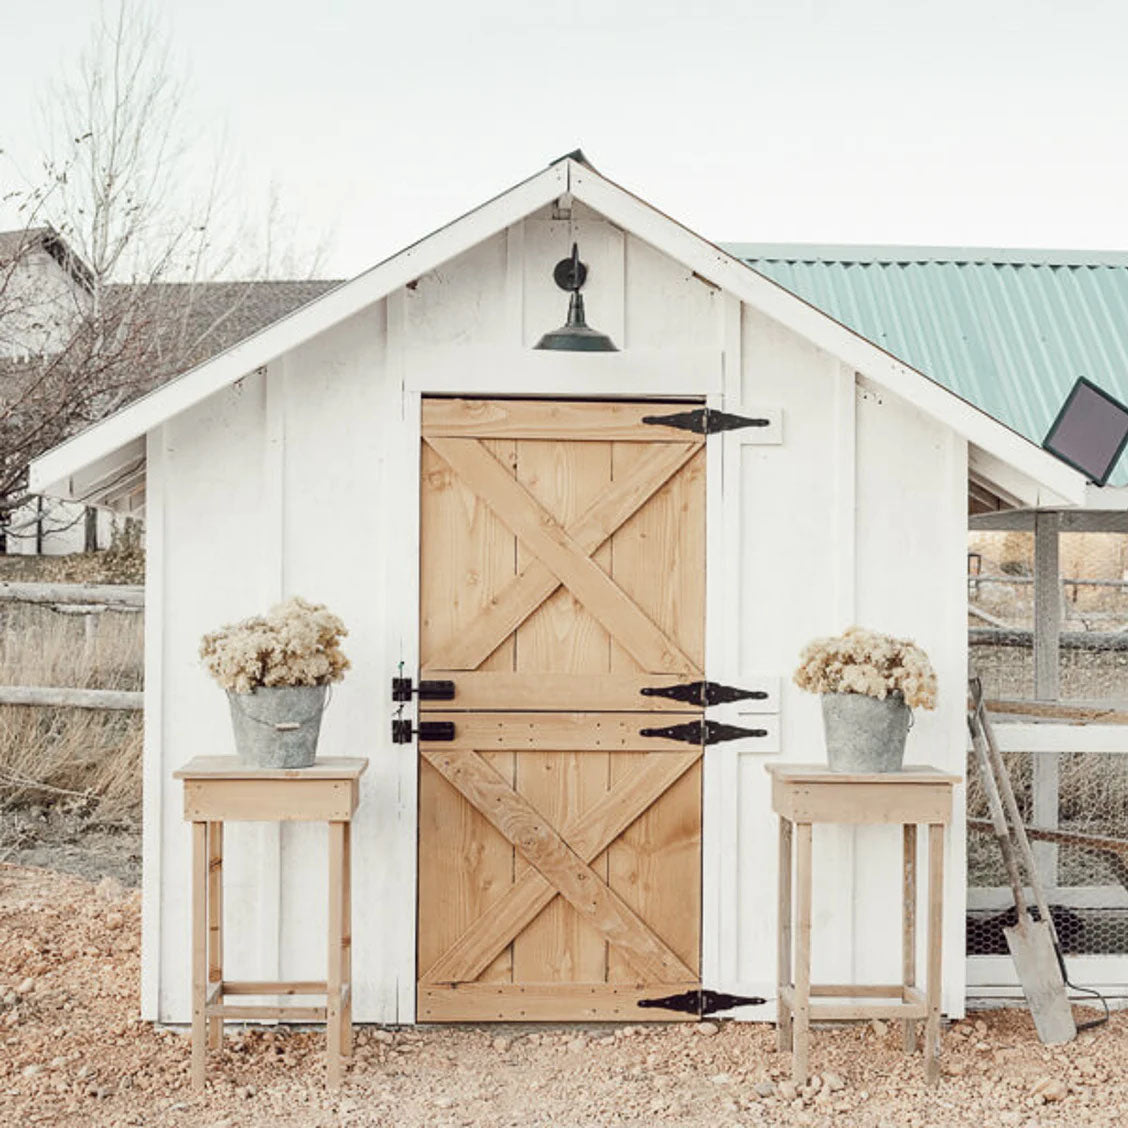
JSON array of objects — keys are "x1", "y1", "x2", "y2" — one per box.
[
  {"x1": 609, "y1": 443, "x2": 706, "y2": 675},
  {"x1": 418, "y1": 436, "x2": 518, "y2": 985},
  {"x1": 513, "y1": 439, "x2": 612, "y2": 985},
  {"x1": 607, "y1": 754, "x2": 701, "y2": 983},
  {"x1": 607, "y1": 441, "x2": 704, "y2": 983}
]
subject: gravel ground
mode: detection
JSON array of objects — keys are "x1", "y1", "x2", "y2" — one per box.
[{"x1": 1, "y1": 862, "x2": 1125, "y2": 1127}]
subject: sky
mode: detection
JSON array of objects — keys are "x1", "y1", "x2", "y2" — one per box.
[{"x1": 2, "y1": 0, "x2": 1128, "y2": 279}]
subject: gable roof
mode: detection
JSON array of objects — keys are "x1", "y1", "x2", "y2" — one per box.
[
  {"x1": 29, "y1": 158, "x2": 1091, "y2": 509},
  {"x1": 727, "y1": 244, "x2": 1128, "y2": 488}
]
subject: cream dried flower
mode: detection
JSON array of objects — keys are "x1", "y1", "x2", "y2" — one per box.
[
  {"x1": 793, "y1": 626, "x2": 937, "y2": 710},
  {"x1": 200, "y1": 597, "x2": 350, "y2": 693}
]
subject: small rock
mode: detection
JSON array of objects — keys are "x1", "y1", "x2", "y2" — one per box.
[
  {"x1": 235, "y1": 1084, "x2": 256, "y2": 1099},
  {"x1": 16, "y1": 978, "x2": 34, "y2": 996},
  {"x1": 870, "y1": 1019, "x2": 888, "y2": 1038},
  {"x1": 492, "y1": 1036, "x2": 512, "y2": 1052},
  {"x1": 778, "y1": 1080, "x2": 799, "y2": 1101},
  {"x1": 710, "y1": 1072, "x2": 731, "y2": 1085},
  {"x1": 1032, "y1": 1076, "x2": 1068, "y2": 1102},
  {"x1": 433, "y1": 1096, "x2": 454, "y2": 1109},
  {"x1": 823, "y1": 1071, "x2": 846, "y2": 1092},
  {"x1": 567, "y1": 1037, "x2": 586, "y2": 1053},
  {"x1": 695, "y1": 1021, "x2": 719, "y2": 1037},
  {"x1": 95, "y1": 876, "x2": 124, "y2": 902},
  {"x1": 104, "y1": 912, "x2": 123, "y2": 931},
  {"x1": 372, "y1": 1029, "x2": 394, "y2": 1044},
  {"x1": 21, "y1": 1064, "x2": 40, "y2": 1077},
  {"x1": 974, "y1": 1019, "x2": 988, "y2": 1037},
  {"x1": 754, "y1": 1080, "x2": 776, "y2": 1099},
  {"x1": 943, "y1": 1060, "x2": 968, "y2": 1077}
]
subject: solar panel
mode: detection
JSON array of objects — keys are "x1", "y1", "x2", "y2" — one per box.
[{"x1": 1042, "y1": 377, "x2": 1128, "y2": 486}]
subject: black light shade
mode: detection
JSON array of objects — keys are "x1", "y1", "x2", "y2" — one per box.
[
  {"x1": 534, "y1": 292, "x2": 618, "y2": 352},
  {"x1": 534, "y1": 243, "x2": 618, "y2": 352},
  {"x1": 1043, "y1": 377, "x2": 1128, "y2": 486}
]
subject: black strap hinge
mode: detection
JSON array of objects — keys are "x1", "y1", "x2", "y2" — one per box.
[
  {"x1": 640, "y1": 680, "x2": 768, "y2": 707},
  {"x1": 638, "y1": 719, "x2": 768, "y2": 746},
  {"x1": 641, "y1": 407, "x2": 770, "y2": 436},
  {"x1": 392, "y1": 719, "x2": 456, "y2": 744},
  {"x1": 637, "y1": 988, "x2": 767, "y2": 1016}
]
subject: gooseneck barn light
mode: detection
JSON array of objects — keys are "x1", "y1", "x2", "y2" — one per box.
[{"x1": 534, "y1": 242, "x2": 618, "y2": 352}]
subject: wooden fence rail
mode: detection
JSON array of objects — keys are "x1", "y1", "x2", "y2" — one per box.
[
  {"x1": 1, "y1": 581, "x2": 145, "y2": 711},
  {"x1": 0, "y1": 581, "x2": 144, "y2": 610},
  {"x1": 0, "y1": 686, "x2": 143, "y2": 710}
]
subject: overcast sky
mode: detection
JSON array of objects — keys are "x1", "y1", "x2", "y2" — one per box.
[{"x1": 3, "y1": 0, "x2": 1127, "y2": 278}]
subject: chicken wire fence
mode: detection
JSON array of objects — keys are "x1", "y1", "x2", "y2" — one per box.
[{"x1": 967, "y1": 529, "x2": 1128, "y2": 961}]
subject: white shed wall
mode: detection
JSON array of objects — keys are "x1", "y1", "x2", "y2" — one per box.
[{"x1": 144, "y1": 209, "x2": 969, "y2": 1024}]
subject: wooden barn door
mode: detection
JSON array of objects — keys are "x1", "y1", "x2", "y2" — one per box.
[{"x1": 416, "y1": 397, "x2": 706, "y2": 1021}]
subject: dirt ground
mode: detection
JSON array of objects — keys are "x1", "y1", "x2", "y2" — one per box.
[{"x1": 2, "y1": 865, "x2": 1127, "y2": 1128}]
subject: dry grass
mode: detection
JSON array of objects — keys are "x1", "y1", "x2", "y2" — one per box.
[{"x1": 0, "y1": 602, "x2": 143, "y2": 820}]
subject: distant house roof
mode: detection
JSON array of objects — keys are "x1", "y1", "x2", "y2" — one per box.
[
  {"x1": 726, "y1": 244, "x2": 1128, "y2": 486},
  {"x1": 110, "y1": 279, "x2": 343, "y2": 378}
]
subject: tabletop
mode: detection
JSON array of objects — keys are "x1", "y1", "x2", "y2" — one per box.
[
  {"x1": 765, "y1": 763, "x2": 961, "y2": 785},
  {"x1": 173, "y1": 756, "x2": 369, "y2": 782}
]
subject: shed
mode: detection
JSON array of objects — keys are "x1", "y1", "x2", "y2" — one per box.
[{"x1": 29, "y1": 155, "x2": 1103, "y2": 1026}]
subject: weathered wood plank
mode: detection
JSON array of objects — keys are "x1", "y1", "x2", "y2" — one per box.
[
  {"x1": 419, "y1": 672, "x2": 709, "y2": 712},
  {"x1": 418, "y1": 981, "x2": 700, "y2": 1022},
  {"x1": 0, "y1": 685, "x2": 143, "y2": 710},
  {"x1": 985, "y1": 699, "x2": 1128, "y2": 725},
  {"x1": 422, "y1": 398, "x2": 706, "y2": 442},
  {"x1": 421, "y1": 711, "x2": 705, "y2": 751},
  {"x1": 0, "y1": 581, "x2": 144, "y2": 608}
]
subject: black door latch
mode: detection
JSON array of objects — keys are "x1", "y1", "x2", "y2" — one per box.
[
  {"x1": 392, "y1": 677, "x2": 456, "y2": 703},
  {"x1": 392, "y1": 719, "x2": 456, "y2": 744}
]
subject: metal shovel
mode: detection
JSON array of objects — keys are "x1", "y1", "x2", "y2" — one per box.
[{"x1": 968, "y1": 688, "x2": 1076, "y2": 1044}]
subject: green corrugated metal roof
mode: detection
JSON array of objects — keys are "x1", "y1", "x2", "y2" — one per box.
[{"x1": 724, "y1": 244, "x2": 1128, "y2": 487}]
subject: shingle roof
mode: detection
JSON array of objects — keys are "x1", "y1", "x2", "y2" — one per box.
[
  {"x1": 109, "y1": 279, "x2": 343, "y2": 375},
  {"x1": 725, "y1": 244, "x2": 1128, "y2": 487}
]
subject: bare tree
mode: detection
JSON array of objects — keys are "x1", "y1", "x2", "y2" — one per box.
[{"x1": 0, "y1": 0, "x2": 333, "y2": 550}]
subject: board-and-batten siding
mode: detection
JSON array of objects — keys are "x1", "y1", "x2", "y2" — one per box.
[
  {"x1": 144, "y1": 204, "x2": 967, "y2": 1022},
  {"x1": 716, "y1": 307, "x2": 967, "y2": 1016}
]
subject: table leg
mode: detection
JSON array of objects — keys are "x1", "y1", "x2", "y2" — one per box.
[
  {"x1": 190, "y1": 821, "x2": 208, "y2": 1091},
  {"x1": 924, "y1": 823, "x2": 944, "y2": 1084},
  {"x1": 777, "y1": 816, "x2": 793, "y2": 1052},
  {"x1": 902, "y1": 823, "x2": 917, "y2": 1054},
  {"x1": 207, "y1": 821, "x2": 224, "y2": 1050},
  {"x1": 327, "y1": 820, "x2": 345, "y2": 1089},
  {"x1": 342, "y1": 820, "x2": 353, "y2": 1058},
  {"x1": 793, "y1": 822, "x2": 812, "y2": 1085}
]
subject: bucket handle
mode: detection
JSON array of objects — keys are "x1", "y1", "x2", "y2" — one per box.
[{"x1": 239, "y1": 684, "x2": 333, "y2": 731}]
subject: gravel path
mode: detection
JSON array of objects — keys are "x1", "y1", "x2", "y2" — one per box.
[{"x1": 0, "y1": 862, "x2": 1123, "y2": 1127}]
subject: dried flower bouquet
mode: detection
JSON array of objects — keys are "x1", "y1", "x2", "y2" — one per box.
[
  {"x1": 793, "y1": 626, "x2": 937, "y2": 710},
  {"x1": 199, "y1": 597, "x2": 350, "y2": 694}
]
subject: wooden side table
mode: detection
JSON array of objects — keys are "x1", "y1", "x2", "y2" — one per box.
[
  {"x1": 172, "y1": 756, "x2": 368, "y2": 1091},
  {"x1": 767, "y1": 763, "x2": 959, "y2": 1085}
]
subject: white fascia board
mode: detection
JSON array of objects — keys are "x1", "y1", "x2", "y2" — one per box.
[
  {"x1": 1084, "y1": 483, "x2": 1128, "y2": 509},
  {"x1": 568, "y1": 164, "x2": 1089, "y2": 507},
  {"x1": 29, "y1": 162, "x2": 569, "y2": 496}
]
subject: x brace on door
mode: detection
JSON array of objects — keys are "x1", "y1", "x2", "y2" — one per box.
[
  {"x1": 422, "y1": 437, "x2": 703, "y2": 676},
  {"x1": 419, "y1": 745, "x2": 702, "y2": 986}
]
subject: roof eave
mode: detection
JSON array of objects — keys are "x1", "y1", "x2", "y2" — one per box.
[{"x1": 30, "y1": 156, "x2": 1087, "y2": 509}]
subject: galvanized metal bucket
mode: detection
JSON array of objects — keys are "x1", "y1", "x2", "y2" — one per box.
[
  {"x1": 226, "y1": 685, "x2": 328, "y2": 769},
  {"x1": 821, "y1": 691, "x2": 911, "y2": 772}
]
